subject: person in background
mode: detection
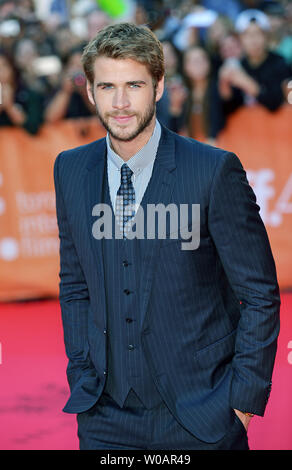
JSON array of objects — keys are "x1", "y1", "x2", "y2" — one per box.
[
  {"x1": 86, "y1": 8, "x2": 111, "y2": 41},
  {"x1": 44, "y1": 47, "x2": 95, "y2": 123},
  {"x1": 182, "y1": 45, "x2": 225, "y2": 144},
  {"x1": 14, "y1": 37, "x2": 41, "y2": 88},
  {"x1": 205, "y1": 14, "x2": 235, "y2": 74},
  {"x1": 14, "y1": 0, "x2": 36, "y2": 22},
  {"x1": 51, "y1": 23, "x2": 82, "y2": 63},
  {"x1": 218, "y1": 9, "x2": 292, "y2": 114},
  {"x1": 20, "y1": 16, "x2": 55, "y2": 57},
  {"x1": 218, "y1": 31, "x2": 243, "y2": 65},
  {"x1": 156, "y1": 40, "x2": 188, "y2": 134},
  {"x1": 261, "y1": 1, "x2": 292, "y2": 67},
  {"x1": 0, "y1": 49, "x2": 43, "y2": 134}
]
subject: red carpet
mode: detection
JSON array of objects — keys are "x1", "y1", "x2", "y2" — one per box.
[
  {"x1": 0, "y1": 295, "x2": 291, "y2": 450},
  {"x1": 0, "y1": 300, "x2": 77, "y2": 450}
]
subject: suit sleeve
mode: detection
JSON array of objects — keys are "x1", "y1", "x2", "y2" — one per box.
[
  {"x1": 208, "y1": 151, "x2": 280, "y2": 416},
  {"x1": 54, "y1": 153, "x2": 95, "y2": 393}
]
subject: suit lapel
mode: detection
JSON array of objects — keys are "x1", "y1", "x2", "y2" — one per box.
[
  {"x1": 83, "y1": 139, "x2": 107, "y2": 320},
  {"x1": 137, "y1": 125, "x2": 177, "y2": 329}
]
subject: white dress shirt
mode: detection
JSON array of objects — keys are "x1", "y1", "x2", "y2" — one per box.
[{"x1": 106, "y1": 119, "x2": 162, "y2": 215}]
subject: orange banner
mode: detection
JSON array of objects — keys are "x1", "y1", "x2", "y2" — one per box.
[
  {"x1": 0, "y1": 118, "x2": 106, "y2": 301},
  {"x1": 0, "y1": 107, "x2": 291, "y2": 301},
  {"x1": 217, "y1": 104, "x2": 292, "y2": 290}
]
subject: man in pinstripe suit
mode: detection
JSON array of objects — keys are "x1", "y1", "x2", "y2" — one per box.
[{"x1": 53, "y1": 23, "x2": 280, "y2": 450}]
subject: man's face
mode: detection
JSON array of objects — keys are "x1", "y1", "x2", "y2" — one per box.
[
  {"x1": 240, "y1": 23, "x2": 267, "y2": 58},
  {"x1": 87, "y1": 56, "x2": 164, "y2": 142}
]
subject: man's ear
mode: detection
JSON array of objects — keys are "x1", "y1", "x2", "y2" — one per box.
[
  {"x1": 87, "y1": 81, "x2": 95, "y2": 106},
  {"x1": 155, "y1": 75, "x2": 165, "y2": 102}
]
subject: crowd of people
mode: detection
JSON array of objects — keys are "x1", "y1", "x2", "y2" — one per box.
[{"x1": 0, "y1": 0, "x2": 291, "y2": 143}]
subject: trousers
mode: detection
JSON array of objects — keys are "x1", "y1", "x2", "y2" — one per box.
[{"x1": 77, "y1": 388, "x2": 249, "y2": 450}]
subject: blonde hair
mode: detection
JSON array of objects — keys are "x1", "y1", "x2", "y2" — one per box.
[{"x1": 81, "y1": 22, "x2": 164, "y2": 87}]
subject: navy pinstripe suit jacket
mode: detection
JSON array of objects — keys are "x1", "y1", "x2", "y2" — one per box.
[{"x1": 54, "y1": 122, "x2": 280, "y2": 443}]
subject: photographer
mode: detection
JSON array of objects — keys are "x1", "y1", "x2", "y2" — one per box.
[
  {"x1": 44, "y1": 47, "x2": 95, "y2": 123},
  {"x1": 218, "y1": 9, "x2": 292, "y2": 113},
  {"x1": 0, "y1": 49, "x2": 43, "y2": 134}
]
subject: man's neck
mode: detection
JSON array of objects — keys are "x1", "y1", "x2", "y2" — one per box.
[{"x1": 109, "y1": 116, "x2": 156, "y2": 162}]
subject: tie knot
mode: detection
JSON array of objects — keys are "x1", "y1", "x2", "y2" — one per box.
[{"x1": 120, "y1": 163, "x2": 133, "y2": 181}]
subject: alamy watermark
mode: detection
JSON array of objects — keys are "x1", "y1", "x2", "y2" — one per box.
[{"x1": 92, "y1": 200, "x2": 200, "y2": 250}]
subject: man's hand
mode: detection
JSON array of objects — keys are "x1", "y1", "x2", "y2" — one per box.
[
  {"x1": 1, "y1": 83, "x2": 14, "y2": 110},
  {"x1": 218, "y1": 64, "x2": 260, "y2": 98},
  {"x1": 234, "y1": 408, "x2": 252, "y2": 431}
]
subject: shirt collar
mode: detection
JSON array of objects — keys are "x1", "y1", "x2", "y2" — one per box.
[{"x1": 106, "y1": 119, "x2": 161, "y2": 176}]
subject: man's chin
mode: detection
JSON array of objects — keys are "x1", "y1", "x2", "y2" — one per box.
[
  {"x1": 100, "y1": 117, "x2": 138, "y2": 142},
  {"x1": 108, "y1": 128, "x2": 139, "y2": 142},
  {"x1": 107, "y1": 120, "x2": 152, "y2": 142}
]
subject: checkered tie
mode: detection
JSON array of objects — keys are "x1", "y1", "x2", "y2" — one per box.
[{"x1": 115, "y1": 163, "x2": 136, "y2": 239}]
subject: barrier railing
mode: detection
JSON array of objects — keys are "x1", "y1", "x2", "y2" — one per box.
[{"x1": 0, "y1": 106, "x2": 291, "y2": 301}]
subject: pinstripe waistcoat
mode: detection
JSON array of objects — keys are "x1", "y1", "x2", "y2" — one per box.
[{"x1": 101, "y1": 160, "x2": 163, "y2": 409}]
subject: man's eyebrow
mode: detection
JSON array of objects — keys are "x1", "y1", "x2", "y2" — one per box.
[
  {"x1": 96, "y1": 80, "x2": 147, "y2": 87},
  {"x1": 127, "y1": 80, "x2": 147, "y2": 85}
]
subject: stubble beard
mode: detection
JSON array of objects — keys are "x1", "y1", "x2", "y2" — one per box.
[{"x1": 93, "y1": 89, "x2": 157, "y2": 142}]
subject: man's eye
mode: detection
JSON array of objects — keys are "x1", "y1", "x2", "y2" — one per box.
[{"x1": 100, "y1": 84, "x2": 141, "y2": 89}]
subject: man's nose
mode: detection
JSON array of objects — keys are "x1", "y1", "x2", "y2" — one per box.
[{"x1": 112, "y1": 88, "x2": 130, "y2": 109}]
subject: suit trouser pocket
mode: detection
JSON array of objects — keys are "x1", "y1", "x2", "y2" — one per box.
[
  {"x1": 223, "y1": 410, "x2": 249, "y2": 450},
  {"x1": 232, "y1": 409, "x2": 248, "y2": 435}
]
